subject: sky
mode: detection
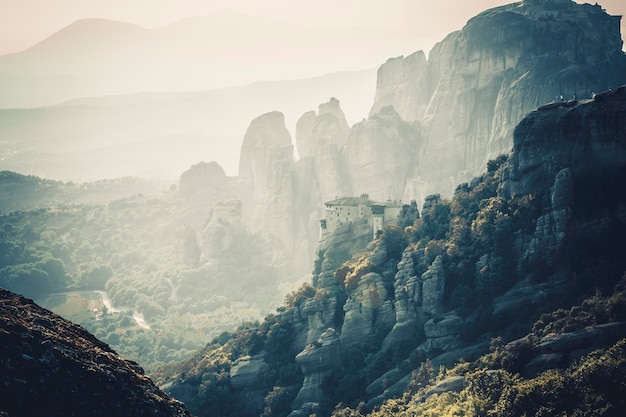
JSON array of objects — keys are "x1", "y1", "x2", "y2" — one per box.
[{"x1": 1, "y1": 0, "x2": 624, "y2": 56}]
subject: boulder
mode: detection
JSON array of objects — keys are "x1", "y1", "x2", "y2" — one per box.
[{"x1": 229, "y1": 355, "x2": 272, "y2": 390}]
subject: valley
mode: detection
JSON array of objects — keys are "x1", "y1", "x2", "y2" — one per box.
[{"x1": 1, "y1": 1, "x2": 626, "y2": 417}]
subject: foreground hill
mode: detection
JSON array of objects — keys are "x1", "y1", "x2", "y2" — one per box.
[
  {"x1": 0, "y1": 288, "x2": 191, "y2": 417},
  {"x1": 158, "y1": 86, "x2": 626, "y2": 417}
]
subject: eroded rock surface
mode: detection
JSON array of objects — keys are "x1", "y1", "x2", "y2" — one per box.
[{"x1": 0, "y1": 289, "x2": 191, "y2": 417}]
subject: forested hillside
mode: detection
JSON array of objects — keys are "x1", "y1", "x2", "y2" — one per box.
[
  {"x1": 0, "y1": 183, "x2": 295, "y2": 371},
  {"x1": 158, "y1": 87, "x2": 626, "y2": 417}
]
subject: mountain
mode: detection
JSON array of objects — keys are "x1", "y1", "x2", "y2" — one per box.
[
  {"x1": 370, "y1": 0, "x2": 626, "y2": 203},
  {"x1": 0, "y1": 69, "x2": 375, "y2": 180},
  {"x1": 0, "y1": 288, "x2": 191, "y2": 417},
  {"x1": 199, "y1": 0, "x2": 625, "y2": 275},
  {"x1": 160, "y1": 83, "x2": 626, "y2": 417},
  {"x1": 0, "y1": 11, "x2": 417, "y2": 109}
]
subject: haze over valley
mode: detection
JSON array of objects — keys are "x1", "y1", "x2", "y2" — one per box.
[{"x1": 2, "y1": 1, "x2": 626, "y2": 417}]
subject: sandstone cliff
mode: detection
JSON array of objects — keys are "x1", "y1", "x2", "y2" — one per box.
[{"x1": 0, "y1": 289, "x2": 191, "y2": 417}]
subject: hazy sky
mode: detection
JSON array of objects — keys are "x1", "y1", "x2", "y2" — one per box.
[{"x1": 1, "y1": 0, "x2": 624, "y2": 56}]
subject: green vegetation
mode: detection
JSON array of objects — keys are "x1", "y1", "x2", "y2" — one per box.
[
  {"x1": 153, "y1": 315, "x2": 303, "y2": 417},
  {"x1": 158, "y1": 153, "x2": 626, "y2": 417},
  {"x1": 0, "y1": 176, "x2": 293, "y2": 372},
  {"x1": 332, "y1": 288, "x2": 626, "y2": 417}
]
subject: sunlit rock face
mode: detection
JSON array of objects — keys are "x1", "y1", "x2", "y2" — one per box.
[
  {"x1": 396, "y1": 0, "x2": 626, "y2": 203},
  {"x1": 238, "y1": 111, "x2": 295, "y2": 252},
  {"x1": 369, "y1": 51, "x2": 433, "y2": 123},
  {"x1": 295, "y1": 97, "x2": 351, "y2": 203},
  {"x1": 345, "y1": 106, "x2": 422, "y2": 201},
  {"x1": 292, "y1": 98, "x2": 352, "y2": 269}
]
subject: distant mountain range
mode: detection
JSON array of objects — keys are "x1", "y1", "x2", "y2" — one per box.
[
  {"x1": 0, "y1": 69, "x2": 376, "y2": 180},
  {"x1": 0, "y1": 10, "x2": 417, "y2": 109}
]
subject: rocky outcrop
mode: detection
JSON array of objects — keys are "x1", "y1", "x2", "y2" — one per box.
[
  {"x1": 369, "y1": 51, "x2": 433, "y2": 123},
  {"x1": 0, "y1": 289, "x2": 191, "y2": 417},
  {"x1": 340, "y1": 272, "x2": 391, "y2": 350},
  {"x1": 200, "y1": 199, "x2": 244, "y2": 260},
  {"x1": 383, "y1": 254, "x2": 447, "y2": 349},
  {"x1": 229, "y1": 354, "x2": 275, "y2": 414},
  {"x1": 501, "y1": 321, "x2": 626, "y2": 378},
  {"x1": 177, "y1": 161, "x2": 239, "y2": 229},
  {"x1": 292, "y1": 328, "x2": 341, "y2": 409},
  {"x1": 295, "y1": 97, "x2": 351, "y2": 203},
  {"x1": 296, "y1": 97, "x2": 350, "y2": 159},
  {"x1": 396, "y1": 0, "x2": 626, "y2": 203},
  {"x1": 503, "y1": 87, "x2": 626, "y2": 198},
  {"x1": 345, "y1": 106, "x2": 422, "y2": 201},
  {"x1": 238, "y1": 111, "x2": 295, "y2": 252},
  {"x1": 179, "y1": 161, "x2": 228, "y2": 196}
]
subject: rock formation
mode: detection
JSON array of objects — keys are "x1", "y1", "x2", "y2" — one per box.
[
  {"x1": 296, "y1": 97, "x2": 350, "y2": 160},
  {"x1": 0, "y1": 289, "x2": 191, "y2": 417},
  {"x1": 366, "y1": 0, "x2": 626, "y2": 203},
  {"x1": 178, "y1": 161, "x2": 228, "y2": 196},
  {"x1": 369, "y1": 51, "x2": 433, "y2": 123},
  {"x1": 295, "y1": 97, "x2": 351, "y2": 203},
  {"x1": 344, "y1": 106, "x2": 422, "y2": 201},
  {"x1": 292, "y1": 329, "x2": 341, "y2": 409},
  {"x1": 339, "y1": 272, "x2": 390, "y2": 350},
  {"x1": 171, "y1": 78, "x2": 626, "y2": 417},
  {"x1": 238, "y1": 111, "x2": 295, "y2": 253}
]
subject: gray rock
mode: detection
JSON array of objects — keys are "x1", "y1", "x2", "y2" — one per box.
[
  {"x1": 293, "y1": 328, "x2": 341, "y2": 408},
  {"x1": 523, "y1": 353, "x2": 564, "y2": 378},
  {"x1": 340, "y1": 272, "x2": 389, "y2": 350},
  {"x1": 420, "y1": 255, "x2": 445, "y2": 320},
  {"x1": 369, "y1": 51, "x2": 433, "y2": 123},
  {"x1": 401, "y1": 1, "x2": 626, "y2": 203},
  {"x1": 344, "y1": 106, "x2": 422, "y2": 202},
  {"x1": 229, "y1": 355, "x2": 272, "y2": 390}
]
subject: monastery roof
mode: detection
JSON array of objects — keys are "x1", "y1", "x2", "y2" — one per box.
[
  {"x1": 325, "y1": 196, "x2": 402, "y2": 207},
  {"x1": 325, "y1": 197, "x2": 365, "y2": 206}
]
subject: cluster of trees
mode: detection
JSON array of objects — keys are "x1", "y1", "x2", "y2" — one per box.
[
  {"x1": 0, "y1": 178, "x2": 294, "y2": 372},
  {"x1": 332, "y1": 287, "x2": 626, "y2": 417},
  {"x1": 162, "y1": 153, "x2": 626, "y2": 417}
]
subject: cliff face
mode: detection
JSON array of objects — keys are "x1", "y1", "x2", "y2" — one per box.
[
  {"x1": 369, "y1": 51, "x2": 433, "y2": 123},
  {"x1": 238, "y1": 111, "x2": 295, "y2": 253},
  {"x1": 503, "y1": 87, "x2": 626, "y2": 197},
  {"x1": 0, "y1": 289, "x2": 191, "y2": 417},
  {"x1": 164, "y1": 80, "x2": 626, "y2": 417},
  {"x1": 344, "y1": 106, "x2": 422, "y2": 201},
  {"x1": 180, "y1": 0, "x2": 626, "y2": 277},
  {"x1": 368, "y1": 0, "x2": 626, "y2": 202}
]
